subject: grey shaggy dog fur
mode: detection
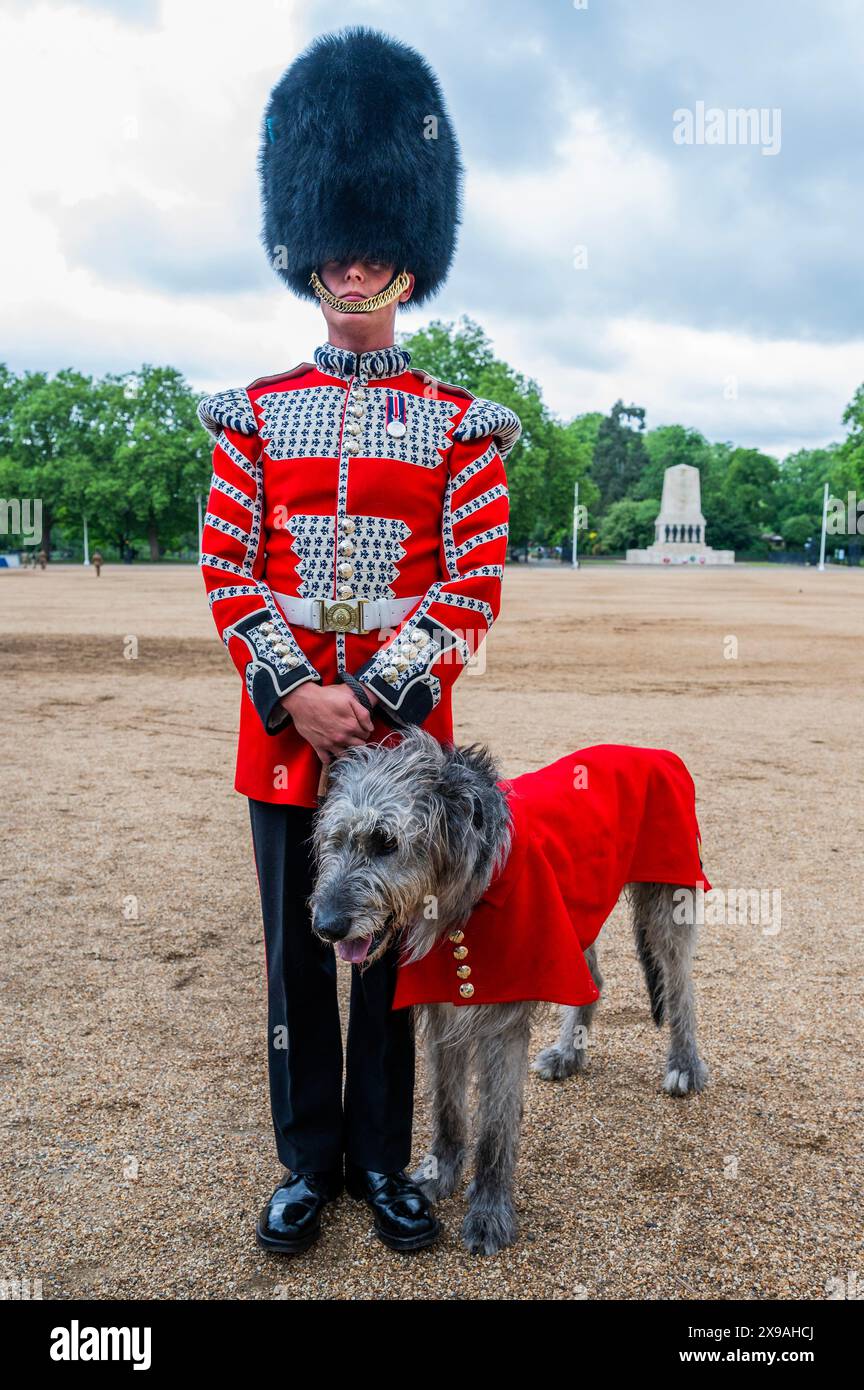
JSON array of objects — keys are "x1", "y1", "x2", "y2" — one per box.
[{"x1": 310, "y1": 726, "x2": 709, "y2": 1256}]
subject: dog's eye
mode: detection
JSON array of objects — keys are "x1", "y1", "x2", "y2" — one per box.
[{"x1": 368, "y1": 828, "x2": 399, "y2": 857}]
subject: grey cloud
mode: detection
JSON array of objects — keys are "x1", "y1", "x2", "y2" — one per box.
[{"x1": 36, "y1": 191, "x2": 273, "y2": 295}]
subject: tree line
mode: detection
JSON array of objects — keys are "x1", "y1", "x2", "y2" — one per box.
[
  {"x1": 0, "y1": 363, "x2": 207, "y2": 561},
  {"x1": 406, "y1": 319, "x2": 864, "y2": 559},
  {"x1": 1, "y1": 320, "x2": 862, "y2": 561}
]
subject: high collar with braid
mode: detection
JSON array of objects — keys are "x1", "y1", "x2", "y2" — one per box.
[{"x1": 313, "y1": 343, "x2": 412, "y2": 382}]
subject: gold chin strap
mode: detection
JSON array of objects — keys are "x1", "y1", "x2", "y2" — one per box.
[{"x1": 309, "y1": 268, "x2": 410, "y2": 314}]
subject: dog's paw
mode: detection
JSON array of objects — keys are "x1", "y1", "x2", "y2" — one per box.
[
  {"x1": 461, "y1": 1202, "x2": 518, "y2": 1256},
  {"x1": 410, "y1": 1153, "x2": 464, "y2": 1202},
  {"x1": 531, "y1": 1045, "x2": 587, "y2": 1081},
  {"x1": 663, "y1": 1055, "x2": 709, "y2": 1095}
]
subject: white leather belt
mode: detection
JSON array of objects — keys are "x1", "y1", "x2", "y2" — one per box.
[{"x1": 271, "y1": 591, "x2": 422, "y2": 635}]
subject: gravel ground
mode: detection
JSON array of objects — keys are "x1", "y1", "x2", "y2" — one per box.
[{"x1": 0, "y1": 562, "x2": 861, "y2": 1300}]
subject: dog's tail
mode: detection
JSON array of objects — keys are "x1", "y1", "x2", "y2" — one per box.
[
  {"x1": 635, "y1": 927, "x2": 665, "y2": 1026},
  {"x1": 629, "y1": 884, "x2": 666, "y2": 1027}
]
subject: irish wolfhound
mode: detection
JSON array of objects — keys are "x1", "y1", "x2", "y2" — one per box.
[{"x1": 309, "y1": 726, "x2": 708, "y2": 1256}]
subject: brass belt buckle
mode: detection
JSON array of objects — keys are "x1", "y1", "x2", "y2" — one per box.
[{"x1": 316, "y1": 598, "x2": 369, "y2": 634}]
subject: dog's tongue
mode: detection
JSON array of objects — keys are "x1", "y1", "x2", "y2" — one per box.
[{"x1": 337, "y1": 937, "x2": 372, "y2": 964}]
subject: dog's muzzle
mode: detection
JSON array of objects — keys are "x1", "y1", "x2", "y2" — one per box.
[{"x1": 313, "y1": 911, "x2": 396, "y2": 964}]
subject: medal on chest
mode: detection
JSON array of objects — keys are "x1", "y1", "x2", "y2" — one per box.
[{"x1": 385, "y1": 390, "x2": 407, "y2": 439}]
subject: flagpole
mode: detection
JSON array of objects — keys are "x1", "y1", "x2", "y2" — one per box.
[
  {"x1": 818, "y1": 481, "x2": 829, "y2": 572},
  {"x1": 572, "y1": 481, "x2": 580, "y2": 570}
]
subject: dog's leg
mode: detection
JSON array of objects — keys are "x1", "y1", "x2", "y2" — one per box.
[
  {"x1": 630, "y1": 881, "x2": 708, "y2": 1095},
  {"x1": 462, "y1": 1006, "x2": 531, "y2": 1255},
  {"x1": 531, "y1": 944, "x2": 604, "y2": 1080},
  {"x1": 411, "y1": 1005, "x2": 470, "y2": 1201}
]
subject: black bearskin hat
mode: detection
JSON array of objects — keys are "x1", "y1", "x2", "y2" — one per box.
[{"x1": 258, "y1": 26, "x2": 463, "y2": 305}]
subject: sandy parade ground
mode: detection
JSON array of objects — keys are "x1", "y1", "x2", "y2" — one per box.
[{"x1": 0, "y1": 560, "x2": 861, "y2": 1301}]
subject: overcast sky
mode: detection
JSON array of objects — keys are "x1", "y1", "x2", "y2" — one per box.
[{"x1": 1, "y1": 0, "x2": 861, "y2": 458}]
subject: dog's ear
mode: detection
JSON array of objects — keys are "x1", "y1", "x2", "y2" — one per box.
[
  {"x1": 451, "y1": 740, "x2": 502, "y2": 788},
  {"x1": 437, "y1": 744, "x2": 493, "y2": 843}
]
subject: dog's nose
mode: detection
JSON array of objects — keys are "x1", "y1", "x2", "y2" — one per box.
[{"x1": 314, "y1": 913, "x2": 353, "y2": 942}]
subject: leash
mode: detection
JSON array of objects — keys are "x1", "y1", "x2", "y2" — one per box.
[{"x1": 316, "y1": 761, "x2": 331, "y2": 807}]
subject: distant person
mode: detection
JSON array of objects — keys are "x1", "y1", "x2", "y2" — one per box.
[
  {"x1": 91, "y1": 550, "x2": 103, "y2": 578},
  {"x1": 37, "y1": 548, "x2": 47, "y2": 571}
]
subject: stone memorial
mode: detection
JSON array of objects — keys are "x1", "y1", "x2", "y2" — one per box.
[{"x1": 626, "y1": 463, "x2": 734, "y2": 565}]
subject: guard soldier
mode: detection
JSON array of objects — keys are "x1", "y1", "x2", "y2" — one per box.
[{"x1": 198, "y1": 26, "x2": 520, "y2": 1254}]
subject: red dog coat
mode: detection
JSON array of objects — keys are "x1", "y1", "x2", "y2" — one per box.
[{"x1": 392, "y1": 744, "x2": 711, "y2": 1010}]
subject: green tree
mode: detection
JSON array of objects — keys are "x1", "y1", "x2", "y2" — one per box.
[
  {"x1": 711, "y1": 447, "x2": 780, "y2": 552},
  {"x1": 597, "y1": 496, "x2": 660, "y2": 552},
  {"x1": 637, "y1": 424, "x2": 712, "y2": 501},
  {"x1": 101, "y1": 365, "x2": 208, "y2": 560},
  {"x1": 400, "y1": 315, "x2": 496, "y2": 386},
  {"x1": 841, "y1": 383, "x2": 864, "y2": 491},
  {"x1": 591, "y1": 400, "x2": 648, "y2": 513},
  {"x1": 780, "y1": 514, "x2": 817, "y2": 548},
  {"x1": 774, "y1": 445, "x2": 845, "y2": 548},
  {"x1": 1, "y1": 368, "x2": 100, "y2": 554},
  {"x1": 543, "y1": 416, "x2": 599, "y2": 550}
]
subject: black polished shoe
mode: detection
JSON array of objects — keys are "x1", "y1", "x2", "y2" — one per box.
[
  {"x1": 344, "y1": 1162, "x2": 440, "y2": 1252},
  {"x1": 255, "y1": 1168, "x2": 344, "y2": 1254}
]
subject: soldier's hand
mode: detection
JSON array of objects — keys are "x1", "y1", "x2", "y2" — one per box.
[{"x1": 279, "y1": 682, "x2": 375, "y2": 763}]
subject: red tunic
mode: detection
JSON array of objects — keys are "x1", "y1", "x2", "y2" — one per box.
[
  {"x1": 392, "y1": 744, "x2": 711, "y2": 1010},
  {"x1": 198, "y1": 344, "x2": 518, "y2": 806}
]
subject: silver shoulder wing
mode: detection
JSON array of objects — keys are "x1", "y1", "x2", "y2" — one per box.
[
  {"x1": 452, "y1": 398, "x2": 523, "y2": 461},
  {"x1": 196, "y1": 388, "x2": 257, "y2": 441}
]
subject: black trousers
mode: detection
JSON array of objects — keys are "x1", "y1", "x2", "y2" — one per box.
[{"x1": 248, "y1": 798, "x2": 416, "y2": 1173}]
